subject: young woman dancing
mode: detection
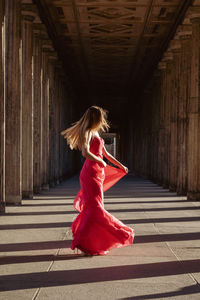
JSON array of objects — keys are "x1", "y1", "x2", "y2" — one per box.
[{"x1": 61, "y1": 106, "x2": 135, "y2": 255}]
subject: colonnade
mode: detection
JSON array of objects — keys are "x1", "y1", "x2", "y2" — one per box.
[
  {"x1": 132, "y1": 6, "x2": 200, "y2": 201},
  {"x1": 0, "y1": 0, "x2": 79, "y2": 213}
]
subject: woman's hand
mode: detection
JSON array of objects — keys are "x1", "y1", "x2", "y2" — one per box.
[{"x1": 120, "y1": 165, "x2": 128, "y2": 173}]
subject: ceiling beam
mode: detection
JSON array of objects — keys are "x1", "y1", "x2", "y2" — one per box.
[
  {"x1": 60, "y1": 20, "x2": 172, "y2": 24},
  {"x1": 52, "y1": 1, "x2": 179, "y2": 8}
]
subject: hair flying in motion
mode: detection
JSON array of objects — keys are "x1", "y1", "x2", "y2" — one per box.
[{"x1": 61, "y1": 106, "x2": 110, "y2": 150}]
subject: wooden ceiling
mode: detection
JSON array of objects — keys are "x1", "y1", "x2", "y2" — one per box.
[{"x1": 35, "y1": 0, "x2": 192, "y2": 107}]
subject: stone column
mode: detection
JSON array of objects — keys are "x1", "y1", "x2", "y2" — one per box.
[
  {"x1": 54, "y1": 64, "x2": 62, "y2": 184},
  {"x1": 21, "y1": 4, "x2": 35, "y2": 198},
  {"x1": 187, "y1": 15, "x2": 200, "y2": 200},
  {"x1": 33, "y1": 23, "x2": 42, "y2": 194},
  {"x1": 41, "y1": 35, "x2": 51, "y2": 190},
  {"x1": 59, "y1": 70, "x2": 67, "y2": 182},
  {"x1": 177, "y1": 27, "x2": 192, "y2": 195},
  {"x1": 48, "y1": 52, "x2": 57, "y2": 187},
  {"x1": 157, "y1": 62, "x2": 167, "y2": 185},
  {"x1": 165, "y1": 49, "x2": 174, "y2": 188},
  {"x1": 163, "y1": 52, "x2": 173, "y2": 189},
  {"x1": 5, "y1": 0, "x2": 22, "y2": 204},
  {"x1": 0, "y1": 0, "x2": 5, "y2": 212},
  {"x1": 151, "y1": 70, "x2": 161, "y2": 182},
  {"x1": 169, "y1": 40, "x2": 181, "y2": 192}
]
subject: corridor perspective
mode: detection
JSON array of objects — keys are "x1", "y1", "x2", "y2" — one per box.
[{"x1": 1, "y1": 0, "x2": 200, "y2": 298}]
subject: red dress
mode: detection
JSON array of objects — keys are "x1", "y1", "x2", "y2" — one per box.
[{"x1": 71, "y1": 136, "x2": 135, "y2": 255}]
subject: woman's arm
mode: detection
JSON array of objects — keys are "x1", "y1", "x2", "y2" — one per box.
[
  {"x1": 81, "y1": 132, "x2": 107, "y2": 167},
  {"x1": 102, "y1": 146, "x2": 128, "y2": 173}
]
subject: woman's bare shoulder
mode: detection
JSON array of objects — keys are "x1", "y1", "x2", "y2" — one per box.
[{"x1": 93, "y1": 131, "x2": 100, "y2": 138}]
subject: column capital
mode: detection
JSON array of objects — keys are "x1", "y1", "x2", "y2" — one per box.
[
  {"x1": 158, "y1": 61, "x2": 166, "y2": 70},
  {"x1": 188, "y1": 7, "x2": 200, "y2": 23},
  {"x1": 48, "y1": 51, "x2": 58, "y2": 62},
  {"x1": 33, "y1": 22, "x2": 43, "y2": 37},
  {"x1": 40, "y1": 27, "x2": 49, "y2": 40},
  {"x1": 21, "y1": 4, "x2": 37, "y2": 22},
  {"x1": 42, "y1": 39, "x2": 54, "y2": 53},
  {"x1": 177, "y1": 24, "x2": 192, "y2": 39},
  {"x1": 162, "y1": 51, "x2": 173, "y2": 62},
  {"x1": 169, "y1": 39, "x2": 181, "y2": 53}
]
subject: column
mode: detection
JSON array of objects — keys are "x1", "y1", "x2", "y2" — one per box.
[
  {"x1": 177, "y1": 28, "x2": 192, "y2": 195},
  {"x1": 163, "y1": 52, "x2": 173, "y2": 189},
  {"x1": 5, "y1": 0, "x2": 22, "y2": 204},
  {"x1": 157, "y1": 62, "x2": 166, "y2": 185},
  {"x1": 59, "y1": 70, "x2": 67, "y2": 182},
  {"x1": 33, "y1": 23, "x2": 42, "y2": 194},
  {"x1": 21, "y1": 4, "x2": 35, "y2": 198},
  {"x1": 0, "y1": 0, "x2": 5, "y2": 212},
  {"x1": 54, "y1": 64, "x2": 62, "y2": 184},
  {"x1": 41, "y1": 35, "x2": 51, "y2": 190},
  {"x1": 187, "y1": 15, "x2": 200, "y2": 200},
  {"x1": 151, "y1": 70, "x2": 161, "y2": 182},
  {"x1": 48, "y1": 52, "x2": 57, "y2": 187},
  {"x1": 169, "y1": 39, "x2": 181, "y2": 192}
]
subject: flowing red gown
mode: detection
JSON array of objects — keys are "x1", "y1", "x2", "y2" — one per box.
[{"x1": 71, "y1": 136, "x2": 135, "y2": 255}]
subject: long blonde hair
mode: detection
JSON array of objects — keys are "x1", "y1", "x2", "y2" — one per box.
[{"x1": 61, "y1": 106, "x2": 110, "y2": 150}]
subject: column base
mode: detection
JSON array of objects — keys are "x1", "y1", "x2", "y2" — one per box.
[
  {"x1": 152, "y1": 178, "x2": 159, "y2": 184},
  {"x1": 187, "y1": 192, "x2": 200, "y2": 201},
  {"x1": 157, "y1": 180, "x2": 163, "y2": 186},
  {"x1": 49, "y1": 181, "x2": 55, "y2": 188},
  {"x1": 42, "y1": 184, "x2": 49, "y2": 191},
  {"x1": 162, "y1": 182, "x2": 169, "y2": 189},
  {"x1": 0, "y1": 203, "x2": 5, "y2": 213},
  {"x1": 177, "y1": 189, "x2": 187, "y2": 196},
  {"x1": 6, "y1": 195, "x2": 22, "y2": 205},
  {"x1": 33, "y1": 186, "x2": 42, "y2": 194},
  {"x1": 22, "y1": 191, "x2": 33, "y2": 199},
  {"x1": 169, "y1": 184, "x2": 177, "y2": 192}
]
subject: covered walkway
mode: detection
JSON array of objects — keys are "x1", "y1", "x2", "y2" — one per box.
[
  {"x1": 1, "y1": 174, "x2": 200, "y2": 299},
  {"x1": 1, "y1": 0, "x2": 200, "y2": 213}
]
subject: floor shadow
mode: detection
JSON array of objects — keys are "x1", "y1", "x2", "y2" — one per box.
[
  {"x1": 104, "y1": 194, "x2": 181, "y2": 198},
  {"x1": 5, "y1": 211, "x2": 75, "y2": 216},
  {"x1": 0, "y1": 240, "x2": 72, "y2": 252},
  {"x1": 0, "y1": 222, "x2": 72, "y2": 230},
  {"x1": 32, "y1": 196, "x2": 76, "y2": 201},
  {"x1": 104, "y1": 200, "x2": 189, "y2": 204},
  {"x1": 0, "y1": 253, "x2": 90, "y2": 265},
  {"x1": 1, "y1": 259, "x2": 200, "y2": 291},
  {"x1": 5, "y1": 205, "x2": 199, "y2": 216},
  {"x1": 120, "y1": 284, "x2": 200, "y2": 299},
  {"x1": 135, "y1": 232, "x2": 200, "y2": 244},
  {"x1": 20, "y1": 200, "x2": 190, "y2": 207},
  {"x1": 122, "y1": 216, "x2": 200, "y2": 225},
  {"x1": 1, "y1": 231, "x2": 200, "y2": 254},
  {"x1": 107, "y1": 206, "x2": 199, "y2": 213},
  {"x1": 1, "y1": 215, "x2": 200, "y2": 230},
  {"x1": 22, "y1": 203, "x2": 73, "y2": 207}
]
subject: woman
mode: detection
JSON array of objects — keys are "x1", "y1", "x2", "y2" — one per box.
[{"x1": 61, "y1": 106, "x2": 135, "y2": 255}]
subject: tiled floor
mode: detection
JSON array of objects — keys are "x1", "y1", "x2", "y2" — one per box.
[{"x1": 0, "y1": 174, "x2": 200, "y2": 299}]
